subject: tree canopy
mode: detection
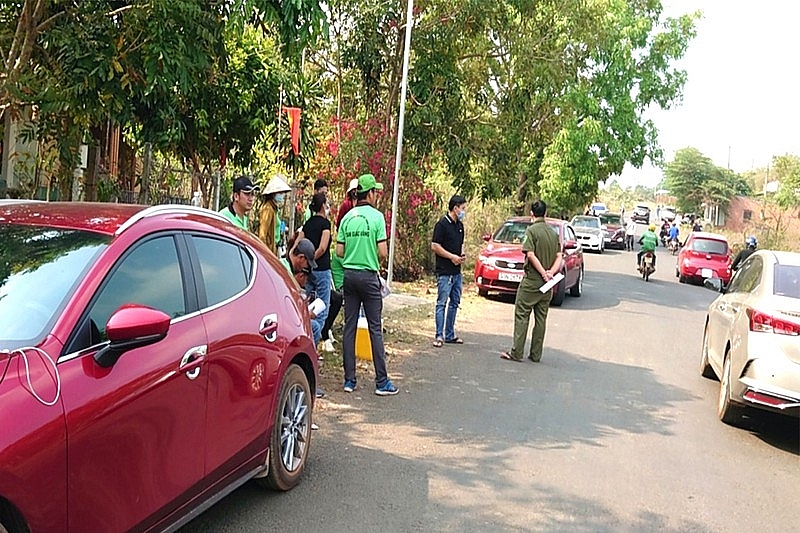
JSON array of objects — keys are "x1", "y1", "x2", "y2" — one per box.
[{"x1": 663, "y1": 147, "x2": 751, "y2": 214}]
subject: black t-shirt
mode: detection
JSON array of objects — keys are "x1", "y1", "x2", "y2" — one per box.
[
  {"x1": 301, "y1": 215, "x2": 332, "y2": 271},
  {"x1": 432, "y1": 214, "x2": 464, "y2": 275}
]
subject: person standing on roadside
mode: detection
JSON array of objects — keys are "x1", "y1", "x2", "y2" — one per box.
[
  {"x1": 258, "y1": 174, "x2": 291, "y2": 256},
  {"x1": 431, "y1": 195, "x2": 467, "y2": 348},
  {"x1": 295, "y1": 192, "x2": 332, "y2": 347},
  {"x1": 336, "y1": 178, "x2": 359, "y2": 229},
  {"x1": 219, "y1": 176, "x2": 258, "y2": 230},
  {"x1": 336, "y1": 173, "x2": 398, "y2": 396},
  {"x1": 501, "y1": 200, "x2": 562, "y2": 363},
  {"x1": 625, "y1": 219, "x2": 636, "y2": 251}
]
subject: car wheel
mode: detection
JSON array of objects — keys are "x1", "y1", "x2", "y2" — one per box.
[
  {"x1": 569, "y1": 267, "x2": 583, "y2": 297},
  {"x1": 477, "y1": 287, "x2": 488, "y2": 297},
  {"x1": 679, "y1": 273, "x2": 686, "y2": 283},
  {"x1": 699, "y1": 325, "x2": 716, "y2": 379},
  {"x1": 718, "y1": 353, "x2": 744, "y2": 426},
  {"x1": 259, "y1": 364, "x2": 312, "y2": 491},
  {"x1": 550, "y1": 273, "x2": 566, "y2": 306}
]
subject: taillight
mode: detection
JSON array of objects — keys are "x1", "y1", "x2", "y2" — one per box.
[{"x1": 746, "y1": 308, "x2": 800, "y2": 336}]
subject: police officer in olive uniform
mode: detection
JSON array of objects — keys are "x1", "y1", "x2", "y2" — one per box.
[{"x1": 501, "y1": 200, "x2": 563, "y2": 363}]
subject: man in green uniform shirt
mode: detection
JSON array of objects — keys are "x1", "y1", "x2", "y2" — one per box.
[
  {"x1": 220, "y1": 176, "x2": 257, "y2": 230},
  {"x1": 637, "y1": 223, "x2": 658, "y2": 270},
  {"x1": 501, "y1": 200, "x2": 562, "y2": 363}
]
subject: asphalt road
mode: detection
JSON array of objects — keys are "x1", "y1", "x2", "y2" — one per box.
[{"x1": 182, "y1": 246, "x2": 799, "y2": 533}]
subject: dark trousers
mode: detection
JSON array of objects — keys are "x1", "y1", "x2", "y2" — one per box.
[
  {"x1": 510, "y1": 277, "x2": 552, "y2": 361},
  {"x1": 322, "y1": 289, "x2": 342, "y2": 340},
  {"x1": 342, "y1": 269, "x2": 388, "y2": 386},
  {"x1": 637, "y1": 250, "x2": 657, "y2": 268}
]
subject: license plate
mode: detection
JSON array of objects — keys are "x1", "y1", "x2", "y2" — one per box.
[
  {"x1": 498, "y1": 272, "x2": 523, "y2": 282},
  {"x1": 701, "y1": 268, "x2": 713, "y2": 278}
]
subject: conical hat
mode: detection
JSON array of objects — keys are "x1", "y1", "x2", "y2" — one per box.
[{"x1": 261, "y1": 174, "x2": 291, "y2": 195}]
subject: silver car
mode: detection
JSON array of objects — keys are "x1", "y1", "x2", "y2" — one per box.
[
  {"x1": 700, "y1": 250, "x2": 800, "y2": 426},
  {"x1": 569, "y1": 215, "x2": 604, "y2": 253}
]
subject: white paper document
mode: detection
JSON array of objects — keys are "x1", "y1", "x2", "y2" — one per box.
[
  {"x1": 308, "y1": 297, "x2": 326, "y2": 316},
  {"x1": 539, "y1": 272, "x2": 565, "y2": 293}
]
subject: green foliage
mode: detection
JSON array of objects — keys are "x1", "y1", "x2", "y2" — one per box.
[
  {"x1": 772, "y1": 154, "x2": 800, "y2": 211},
  {"x1": 664, "y1": 147, "x2": 750, "y2": 215}
]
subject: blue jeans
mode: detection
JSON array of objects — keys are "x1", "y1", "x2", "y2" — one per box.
[
  {"x1": 435, "y1": 272, "x2": 462, "y2": 341},
  {"x1": 308, "y1": 270, "x2": 331, "y2": 344}
]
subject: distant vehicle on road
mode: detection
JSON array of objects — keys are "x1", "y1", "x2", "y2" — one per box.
[
  {"x1": 570, "y1": 215, "x2": 605, "y2": 253},
  {"x1": 475, "y1": 216, "x2": 584, "y2": 305},
  {"x1": 661, "y1": 206, "x2": 677, "y2": 221},
  {"x1": 599, "y1": 212, "x2": 626, "y2": 249},
  {"x1": 589, "y1": 202, "x2": 607, "y2": 215},
  {"x1": 676, "y1": 231, "x2": 733, "y2": 284},
  {"x1": 700, "y1": 250, "x2": 800, "y2": 426},
  {"x1": 631, "y1": 204, "x2": 651, "y2": 224}
]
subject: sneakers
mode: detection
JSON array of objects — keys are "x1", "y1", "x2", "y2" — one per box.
[
  {"x1": 343, "y1": 379, "x2": 356, "y2": 393},
  {"x1": 375, "y1": 380, "x2": 399, "y2": 396},
  {"x1": 322, "y1": 339, "x2": 335, "y2": 353},
  {"x1": 327, "y1": 331, "x2": 336, "y2": 343}
]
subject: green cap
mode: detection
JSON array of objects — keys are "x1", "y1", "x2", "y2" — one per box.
[{"x1": 357, "y1": 173, "x2": 384, "y2": 193}]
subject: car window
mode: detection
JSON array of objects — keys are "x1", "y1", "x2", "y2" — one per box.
[
  {"x1": 599, "y1": 214, "x2": 621, "y2": 225},
  {"x1": 494, "y1": 221, "x2": 530, "y2": 243},
  {"x1": 191, "y1": 235, "x2": 254, "y2": 307},
  {"x1": 728, "y1": 256, "x2": 764, "y2": 292},
  {"x1": 565, "y1": 226, "x2": 576, "y2": 242},
  {"x1": 0, "y1": 225, "x2": 109, "y2": 349},
  {"x1": 774, "y1": 264, "x2": 800, "y2": 299},
  {"x1": 690, "y1": 238, "x2": 727, "y2": 255},
  {"x1": 571, "y1": 217, "x2": 600, "y2": 228},
  {"x1": 87, "y1": 235, "x2": 186, "y2": 342}
]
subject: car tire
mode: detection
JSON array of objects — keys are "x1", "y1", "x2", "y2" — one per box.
[
  {"x1": 259, "y1": 364, "x2": 312, "y2": 491},
  {"x1": 678, "y1": 273, "x2": 686, "y2": 283},
  {"x1": 569, "y1": 267, "x2": 583, "y2": 297},
  {"x1": 0, "y1": 500, "x2": 26, "y2": 533},
  {"x1": 477, "y1": 287, "x2": 488, "y2": 297},
  {"x1": 550, "y1": 272, "x2": 566, "y2": 306},
  {"x1": 718, "y1": 353, "x2": 744, "y2": 426},
  {"x1": 699, "y1": 325, "x2": 716, "y2": 379}
]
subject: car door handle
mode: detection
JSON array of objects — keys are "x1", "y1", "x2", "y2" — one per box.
[
  {"x1": 179, "y1": 345, "x2": 207, "y2": 380},
  {"x1": 717, "y1": 303, "x2": 727, "y2": 312},
  {"x1": 260, "y1": 313, "x2": 278, "y2": 342}
]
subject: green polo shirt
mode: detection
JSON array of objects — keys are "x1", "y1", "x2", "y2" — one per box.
[
  {"x1": 640, "y1": 230, "x2": 658, "y2": 252},
  {"x1": 337, "y1": 202, "x2": 387, "y2": 272},
  {"x1": 219, "y1": 205, "x2": 248, "y2": 231},
  {"x1": 521, "y1": 217, "x2": 560, "y2": 288}
]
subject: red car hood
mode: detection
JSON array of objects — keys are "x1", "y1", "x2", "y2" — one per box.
[{"x1": 482, "y1": 243, "x2": 525, "y2": 259}]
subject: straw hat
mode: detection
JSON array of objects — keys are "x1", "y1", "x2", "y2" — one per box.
[{"x1": 261, "y1": 174, "x2": 291, "y2": 196}]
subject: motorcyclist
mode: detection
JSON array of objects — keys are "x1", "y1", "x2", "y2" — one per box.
[
  {"x1": 637, "y1": 224, "x2": 658, "y2": 271},
  {"x1": 659, "y1": 219, "x2": 670, "y2": 246},
  {"x1": 668, "y1": 223, "x2": 680, "y2": 249},
  {"x1": 731, "y1": 236, "x2": 757, "y2": 271}
]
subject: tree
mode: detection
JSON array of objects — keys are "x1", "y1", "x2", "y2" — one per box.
[{"x1": 772, "y1": 154, "x2": 800, "y2": 212}]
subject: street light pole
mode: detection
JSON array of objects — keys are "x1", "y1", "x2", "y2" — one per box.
[{"x1": 386, "y1": 0, "x2": 414, "y2": 289}]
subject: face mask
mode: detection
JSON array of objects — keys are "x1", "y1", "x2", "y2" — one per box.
[
  {"x1": 325, "y1": 206, "x2": 331, "y2": 216},
  {"x1": 274, "y1": 194, "x2": 285, "y2": 204},
  {"x1": 457, "y1": 210, "x2": 466, "y2": 221}
]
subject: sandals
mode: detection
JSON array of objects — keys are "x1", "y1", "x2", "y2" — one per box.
[
  {"x1": 433, "y1": 337, "x2": 444, "y2": 348},
  {"x1": 445, "y1": 337, "x2": 463, "y2": 344},
  {"x1": 500, "y1": 351, "x2": 522, "y2": 362}
]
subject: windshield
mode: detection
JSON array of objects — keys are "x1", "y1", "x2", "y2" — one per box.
[
  {"x1": 0, "y1": 225, "x2": 109, "y2": 350},
  {"x1": 690, "y1": 238, "x2": 727, "y2": 255},
  {"x1": 599, "y1": 214, "x2": 621, "y2": 225},
  {"x1": 773, "y1": 265, "x2": 800, "y2": 299},
  {"x1": 571, "y1": 217, "x2": 600, "y2": 229},
  {"x1": 493, "y1": 221, "x2": 531, "y2": 243}
]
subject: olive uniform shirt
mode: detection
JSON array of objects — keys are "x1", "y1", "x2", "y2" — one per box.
[{"x1": 521, "y1": 217, "x2": 560, "y2": 289}]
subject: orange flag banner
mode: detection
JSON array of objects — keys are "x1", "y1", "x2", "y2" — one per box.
[{"x1": 282, "y1": 107, "x2": 301, "y2": 155}]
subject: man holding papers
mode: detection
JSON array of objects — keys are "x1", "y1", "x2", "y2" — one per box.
[{"x1": 501, "y1": 200, "x2": 563, "y2": 363}]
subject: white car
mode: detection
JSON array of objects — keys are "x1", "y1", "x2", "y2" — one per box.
[
  {"x1": 701, "y1": 250, "x2": 800, "y2": 426},
  {"x1": 570, "y1": 215, "x2": 604, "y2": 253}
]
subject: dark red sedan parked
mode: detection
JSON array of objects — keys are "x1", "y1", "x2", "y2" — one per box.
[
  {"x1": 474, "y1": 216, "x2": 584, "y2": 306},
  {"x1": 0, "y1": 202, "x2": 318, "y2": 532}
]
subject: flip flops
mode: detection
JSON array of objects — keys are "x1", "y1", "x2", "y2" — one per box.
[
  {"x1": 433, "y1": 337, "x2": 444, "y2": 348},
  {"x1": 445, "y1": 337, "x2": 463, "y2": 344},
  {"x1": 500, "y1": 351, "x2": 522, "y2": 362}
]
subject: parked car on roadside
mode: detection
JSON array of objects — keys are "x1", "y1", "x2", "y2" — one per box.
[
  {"x1": 631, "y1": 204, "x2": 651, "y2": 224},
  {"x1": 676, "y1": 231, "x2": 733, "y2": 284},
  {"x1": 475, "y1": 217, "x2": 584, "y2": 306},
  {"x1": 0, "y1": 202, "x2": 318, "y2": 533},
  {"x1": 661, "y1": 206, "x2": 677, "y2": 221},
  {"x1": 599, "y1": 212, "x2": 626, "y2": 250},
  {"x1": 569, "y1": 215, "x2": 605, "y2": 253},
  {"x1": 700, "y1": 250, "x2": 800, "y2": 426}
]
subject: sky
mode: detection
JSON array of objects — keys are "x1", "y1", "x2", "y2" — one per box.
[{"x1": 616, "y1": 0, "x2": 800, "y2": 188}]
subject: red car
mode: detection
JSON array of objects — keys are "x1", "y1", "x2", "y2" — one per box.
[
  {"x1": 676, "y1": 231, "x2": 733, "y2": 284},
  {"x1": 0, "y1": 202, "x2": 318, "y2": 533},
  {"x1": 474, "y1": 216, "x2": 584, "y2": 306}
]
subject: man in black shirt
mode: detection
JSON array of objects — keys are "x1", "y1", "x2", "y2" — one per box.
[{"x1": 431, "y1": 195, "x2": 467, "y2": 347}]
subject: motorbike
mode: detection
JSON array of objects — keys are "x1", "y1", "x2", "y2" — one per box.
[
  {"x1": 639, "y1": 251, "x2": 655, "y2": 281},
  {"x1": 668, "y1": 238, "x2": 680, "y2": 255}
]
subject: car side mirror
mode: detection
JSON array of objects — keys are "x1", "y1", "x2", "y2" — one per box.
[
  {"x1": 703, "y1": 278, "x2": 725, "y2": 294},
  {"x1": 564, "y1": 240, "x2": 579, "y2": 250},
  {"x1": 95, "y1": 304, "x2": 171, "y2": 368},
  {"x1": 482, "y1": 233, "x2": 491, "y2": 242}
]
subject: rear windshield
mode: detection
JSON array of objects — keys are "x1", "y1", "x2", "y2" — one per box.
[
  {"x1": 773, "y1": 265, "x2": 800, "y2": 299},
  {"x1": 690, "y1": 238, "x2": 727, "y2": 255},
  {"x1": 0, "y1": 225, "x2": 109, "y2": 349},
  {"x1": 599, "y1": 214, "x2": 621, "y2": 225}
]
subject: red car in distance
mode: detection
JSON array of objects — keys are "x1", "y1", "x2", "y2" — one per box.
[
  {"x1": 676, "y1": 231, "x2": 733, "y2": 285},
  {"x1": 0, "y1": 202, "x2": 318, "y2": 533},
  {"x1": 475, "y1": 216, "x2": 585, "y2": 306}
]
